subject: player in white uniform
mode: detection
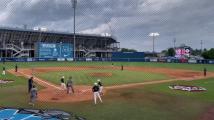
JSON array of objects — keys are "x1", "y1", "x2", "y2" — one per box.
[
  {"x1": 2, "y1": 67, "x2": 6, "y2": 75},
  {"x1": 97, "y1": 79, "x2": 104, "y2": 95},
  {"x1": 60, "y1": 76, "x2": 66, "y2": 90}
]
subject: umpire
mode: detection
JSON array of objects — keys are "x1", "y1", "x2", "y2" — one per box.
[
  {"x1": 28, "y1": 77, "x2": 34, "y2": 93},
  {"x1": 66, "y1": 76, "x2": 74, "y2": 94}
]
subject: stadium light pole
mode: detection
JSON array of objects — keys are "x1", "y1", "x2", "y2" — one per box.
[
  {"x1": 173, "y1": 38, "x2": 176, "y2": 49},
  {"x1": 71, "y1": 0, "x2": 77, "y2": 60},
  {"x1": 149, "y1": 32, "x2": 160, "y2": 57},
  {"x1": 200, "y1": 40, "x2": 203, "y2": 54},
  {"x1": 60, "y1": 42, "x2": 62, "y2": 58}
]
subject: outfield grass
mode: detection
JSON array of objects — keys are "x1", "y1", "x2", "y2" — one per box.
[
  {"x1": 1, "y1": 78, "x2": 214, "y2": 120},
  {"x1": 0, "y1": 61, "x2": 214, "y2": 71},
  {"x1": 0, "y1": 62, "x2": 214, "y2": 120},
  {"x1": 36, "y1": 69, "x2": 169, "y2": 86},
  {"x1": 144, "y1": 78, "x2": 214, "y2": 102},
  {"x1": 0, "y1": 72, "x2": 26, "y2": 88}
]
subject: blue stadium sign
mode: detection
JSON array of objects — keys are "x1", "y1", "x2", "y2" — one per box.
[
  {"x1": 37, "y1": 43, "x2": 73, "y2": 58},
  {"x1": 0, "y1": 108, "x2": 71, "y2": 120}
]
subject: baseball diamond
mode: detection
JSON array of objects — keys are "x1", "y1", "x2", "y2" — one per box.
[
  {"x1": 0, "y1": 61, "x2": 213, "y2": 120},
  {"x1": 0, "y1": 28, "x2": 214, "y2": 119},
  {"x1": 0, "y1": 1, "x2": 214, "y2": 119}
]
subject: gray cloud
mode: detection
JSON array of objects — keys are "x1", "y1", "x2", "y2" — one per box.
[{"x1": 0, "y1": 0, "x2": 214, "y2": 51}]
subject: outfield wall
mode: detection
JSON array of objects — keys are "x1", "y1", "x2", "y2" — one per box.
[{"x1": 0, "y1": 57, "x2": 214, "y2": 64}]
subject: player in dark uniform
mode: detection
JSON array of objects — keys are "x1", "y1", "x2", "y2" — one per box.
[
  {"x1": 28, "y1": 77, "x2": 34, "y2": 93},
  {"x1": 121, "y1": 65, "x2": 124, "y2": 71},
  {"x1": 66, "y1": 76, "x2": 74, "y2": 94},
  {"x1": 204, "y1": 67, "x2": 207, "y2": 77},
  {"x1": 92, "y1": 83, "x2": 102, "y2": 104},
  {"x1": 15, "y1": 64, "x2": 18, "y2": 72}
]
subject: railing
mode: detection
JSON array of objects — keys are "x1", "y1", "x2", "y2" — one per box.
[
  {"x1": 6, "y1": 44, "x2": 22, "y2": 51},
  {"x1": 4, "y1": 44, "x2": 32, "y2": 57}
]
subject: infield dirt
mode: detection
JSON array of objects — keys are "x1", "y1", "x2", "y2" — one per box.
[{"x1": 7, "y1": 66, "x2": 214, "y2": 103}]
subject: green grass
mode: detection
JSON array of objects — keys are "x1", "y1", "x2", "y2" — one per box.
[
  {"x1": 144, "y1": 78, "x2": 214, "y2": 102},
  {"x1": 1, "y1": 78, "x2": 214, "y2": 120},
  {"x1": 36, "y1": 69, "x2": 168, "y2": 86},
  {"x1": 0, "y1": 62, "x2": 214, "y2": 120},
  {"x1": 1, "y1": 61, "x2": 214, "y2": 71},
  {"x1": 0, "y1": 72, "x2": 26, "y2": 88}
]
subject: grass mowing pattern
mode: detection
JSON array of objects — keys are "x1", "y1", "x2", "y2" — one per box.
[
  {"x1": 144, "y1": 78, "x2": 214, "y2": 102},
  {"x1": 1, "y1": 62, "x2": 214, "y2": 71},
  {"x1": 0, "y1": 78, "x2": 213, "y2": 120},
  {"x1": 36, "y1": 69, "x2": 169, "y2": 86},
  {"x1": 0, "y1": 62, "x2": 214, "y2": 120}
]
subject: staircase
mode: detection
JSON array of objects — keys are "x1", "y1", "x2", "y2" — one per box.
[{"x1": 5, "y1": 44, "x2": 31, "y2": 57}]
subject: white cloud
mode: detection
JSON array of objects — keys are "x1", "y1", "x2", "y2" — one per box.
[
  {"x1": 0, "y1": 12, "x2": 9, "y2": 23},
  {"x1": 80, "y1": 23, "x2": 110, "y2": 34},
  {"x1": 0, "y1": 0, "x2": 214, "y2": 51}
]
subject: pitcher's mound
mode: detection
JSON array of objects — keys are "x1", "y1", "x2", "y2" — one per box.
[{"x1": 88, "y1": 72, "x2": 112, "y2": 77}]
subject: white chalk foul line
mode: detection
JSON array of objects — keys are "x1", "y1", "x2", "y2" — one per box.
[{"x1": 19, "y1": 71, "x2": 63, "y2": 90}]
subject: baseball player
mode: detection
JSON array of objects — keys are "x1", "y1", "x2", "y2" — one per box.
[
  {"x1": 60, "y1": 76, "x2": 66, "y2": 90},
  {"x1": 66, "y1": 76, "x2": 74, "y2": 94},
  {"x1": 2, "y1": 67, "x2": 6, "y2": 75},
  {"x1": 29, "y1": 85, "x2": 38, "y2": 107},
  {"x1": 121, "y1": 65, "x2": 124, "y2": 71},
  {"x1": 92, "y1": 83, "x2": 103, "y2": 104},
  {"x1": 204, "y1": 67, "x2": 207, "y2": 77},
  {"x1": 15, "y1": 64, "x2": 18, "y2": 72},
  {"x1": 97, "y1": 79, "x2": 104, "y2": 95},
  {"x1": 28, "y1": 77, "x2": 34, "y2": 93},
  {"x1": 111, "y1": 63, "x2": 114, "y2": 68}
]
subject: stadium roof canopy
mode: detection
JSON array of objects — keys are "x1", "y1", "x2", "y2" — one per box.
[{"x1": 0, "y1": 26, "x2": 118, "y2": 43}]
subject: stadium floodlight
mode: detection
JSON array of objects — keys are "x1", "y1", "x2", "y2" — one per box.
[
  {"x1": 149, "y1": 32, "x2": 160, "y2": 57},
  {"x1": 200, "y1": 40, "x2": 203, "y2": 53},
  {"x1": 71, "y1": 0, "x2": 77, "y2": 59}
]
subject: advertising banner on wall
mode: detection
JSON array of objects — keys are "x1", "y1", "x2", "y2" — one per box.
[{"x1": 37, "y1": 43, "x2": 73, "y2": 58}]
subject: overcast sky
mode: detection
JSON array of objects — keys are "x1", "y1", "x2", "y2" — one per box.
[{"x1": 0, "y1": 0, "x2": 214, "y2": 52}]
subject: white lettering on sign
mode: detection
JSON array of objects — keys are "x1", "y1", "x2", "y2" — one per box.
[{"x1": 41, "y1": 44, "x2": 56, "y2": 48}]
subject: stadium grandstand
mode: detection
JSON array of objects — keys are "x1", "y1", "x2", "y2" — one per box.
[{"x1": 0, "y1": 27, "x2": 120, "y2": 58}]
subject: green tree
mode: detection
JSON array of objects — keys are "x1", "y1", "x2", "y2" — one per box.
[
  {"x1": 167, "y1": 48, "x2": 176, "y2": 57},
  {"x1": 191, "y1": 49, "x2": 202, "y2": 56},
  {"x1": 202, "y1": 48, "x2": 214, "y2": 59},
  {"x1": 121, "y1": 48, "x2": 137, "y2": 52}
]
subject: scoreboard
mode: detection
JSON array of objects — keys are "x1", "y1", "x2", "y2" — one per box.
[
  {"x1": 37, "y1": 43, "x2": 73, "y2": 58},
  {"x1": 175, "y1": 48, "x2": 190, "y2": 58}
]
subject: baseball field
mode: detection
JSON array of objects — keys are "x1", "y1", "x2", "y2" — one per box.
[{"x1": 1, "y1": 62, "x2": 214, "y2": 120}]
